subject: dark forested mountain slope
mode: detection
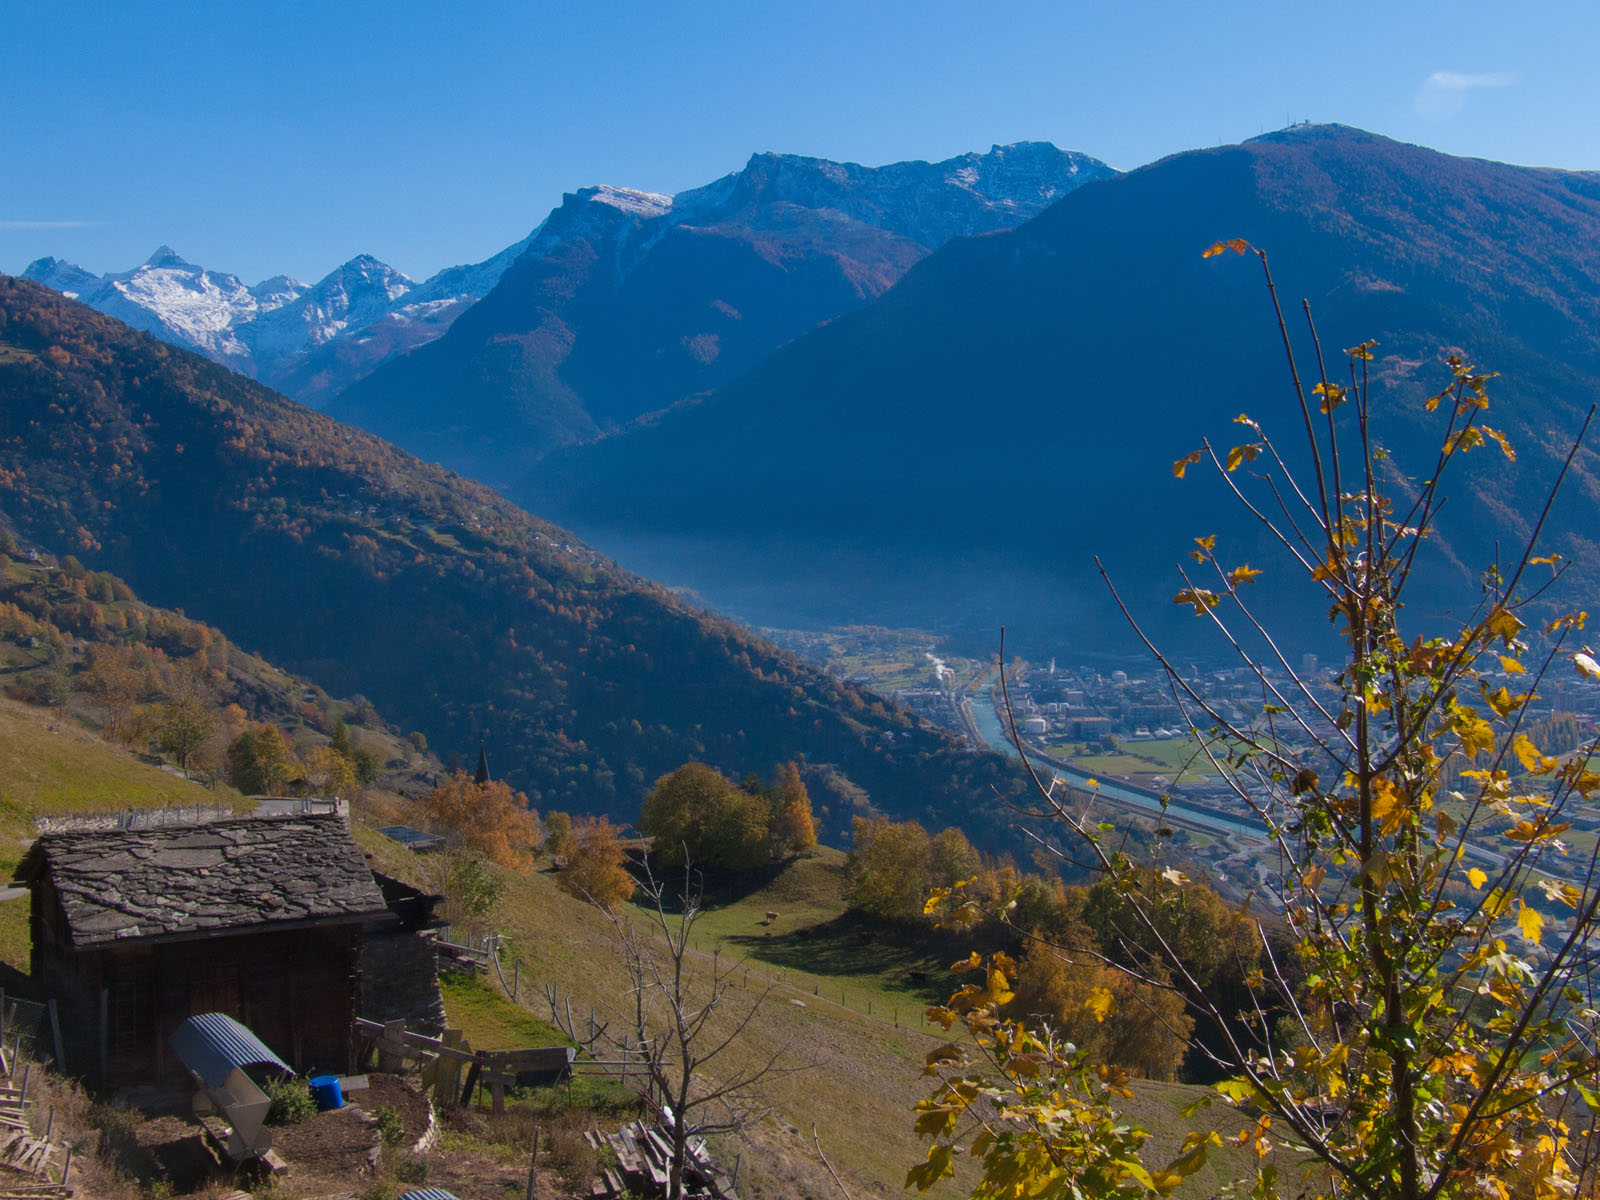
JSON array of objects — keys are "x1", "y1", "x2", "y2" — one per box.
[
  {"x1": 0, "y1": 277, "x2": 1031, "y2": 840},
  {"x1": 523, "y1": 126, "x2": 1600, "y2": 651},
  {"x1": 326, "y1": 143, "x2": 1114, "y2": 487}
]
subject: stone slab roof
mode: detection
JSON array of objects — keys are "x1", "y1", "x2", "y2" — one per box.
[{"x1": 19, "y1": 815, "x2": 391, "y2": 949}]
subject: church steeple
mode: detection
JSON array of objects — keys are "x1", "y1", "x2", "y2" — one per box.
[{"x1": 474, "y1": 740, "x2": 490, "y2": 785}]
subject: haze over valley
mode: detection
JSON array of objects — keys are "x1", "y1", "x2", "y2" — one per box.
[{"x1": 8, "y1": 8, "x2": 1600, "y2": 1196}]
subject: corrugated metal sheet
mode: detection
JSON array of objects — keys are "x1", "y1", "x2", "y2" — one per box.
[
  {"x1": 168, "y1": 1012, "x2": 291, "y2": 1090},
  {"x1": 397, "y1": 1191, "x2": 461, "y2": 1200}
]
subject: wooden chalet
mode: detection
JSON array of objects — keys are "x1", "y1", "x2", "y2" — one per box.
[{"x1": 18, "y1": 814, "x2": 440, "y2": 1086}]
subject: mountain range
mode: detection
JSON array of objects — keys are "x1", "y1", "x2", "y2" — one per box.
[
  {"x1": 517, "y1": 125, "x2": 1600, "y2": 652},
  {"x1": 0, "y1": 276, "x2": 1034, "y2": 845},
  {"x1": 22, "y1": 235, "x2": 535, "y2": 410},
  {"x1": 324, "y1": 142, "x2": 1114, "y2": 486},
  {"x1": 21, "y1": 143, "x2": 1111, "y2": 486}
]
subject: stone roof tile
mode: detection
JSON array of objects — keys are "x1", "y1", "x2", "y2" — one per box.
[{"x1": 22, "y1": 815, "x2": 390, "y2": 949}]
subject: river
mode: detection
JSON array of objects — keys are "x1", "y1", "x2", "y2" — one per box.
[{"x1": 966, "y1": 684, "x2": 1264, "y2": 838}]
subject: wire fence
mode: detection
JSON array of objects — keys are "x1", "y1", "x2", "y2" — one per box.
[
  {"x1": 0, "y1": 996, "x2": 56, "y2": 1067},
  {"x1": 483, "y1": 926, "x2": 942, "y2": 1039}
]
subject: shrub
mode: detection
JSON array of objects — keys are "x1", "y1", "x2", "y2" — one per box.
[
  {"x1": 264, "y1": 1075, "x2": 316, "y2": 1125},
  {"x1": 545, "y1": 1125, "x2": 598, "y2": 1187},
  {"x1": 375, "y1": 1105, "x2": 405, "y2": 1147}
]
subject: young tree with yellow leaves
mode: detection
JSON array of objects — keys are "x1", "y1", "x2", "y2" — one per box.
[
  {"x1": 913, "y1": 242, "x2": 1600, "y2": 1199},
  {"x1": 423, "y1": 771, "x2": 541, "y2": 871}
]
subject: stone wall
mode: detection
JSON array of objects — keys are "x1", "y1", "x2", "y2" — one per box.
[{"x1": 359, "y1": 928, "x2": 445, "y2": 1034}]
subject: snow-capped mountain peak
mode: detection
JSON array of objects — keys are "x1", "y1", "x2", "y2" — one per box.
[
  {"x1": 142, "y1": 244, "x2": 195, "y2": 269},
  {"x1": 19, "y1": 235, "x2": 526, "y2": 406},
  {"x1": 587, "y1": 185, "x2": 674, "y2": 218}
]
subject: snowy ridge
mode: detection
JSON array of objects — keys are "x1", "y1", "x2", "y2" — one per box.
[
  {"x1": 524, "y1": 142, "x2": 1116, "y2": 293},
  {"x1": 21, "y1": 232, "x2": 538, "y2": 407}
]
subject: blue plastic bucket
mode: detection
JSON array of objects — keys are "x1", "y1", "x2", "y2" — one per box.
[{"x1": 308, "y1": 1074, "x2": 343, "y2": 1111}]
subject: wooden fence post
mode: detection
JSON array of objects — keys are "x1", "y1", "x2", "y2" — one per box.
[
  {"x1": 48, "y1": 999, "x2": 64, "y2": 1070},
  {"x1": 526, "y1": 1126, "x2": 541, "y2": 1200},
  {"x1": 378, "y1": 1020, "x2": 406, "y2": 1073},
  {"x1": 98, "y1": 989, "x2": 108, "y2": 1081}
]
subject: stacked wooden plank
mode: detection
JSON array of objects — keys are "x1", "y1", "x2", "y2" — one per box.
[
  {"x1": 0, "y1": 1059, "x2": 70, "y2": 1199},
  {"x1": 583, "y1": 1120, "x2": 737, "y2": 1200}
]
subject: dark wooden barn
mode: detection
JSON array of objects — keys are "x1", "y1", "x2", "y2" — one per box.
[{"x1": 18, "y1": 814, "x2": 439, "y2": 1086}]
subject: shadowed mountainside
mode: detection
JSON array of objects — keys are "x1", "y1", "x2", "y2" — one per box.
[
  {"x1": 0, "y1": 276, "x2": 1033, "y2": 843},
  {"x1": 522, "y1": 126, "x2": 1600, "y2": 653},
  {"x1": 327, "y1": 143, "x2": 1114, "y2": 487}
]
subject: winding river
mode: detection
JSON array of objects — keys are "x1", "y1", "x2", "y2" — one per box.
[{"x1": 967, "y1": 684, "x2": 1263, "y2": 838}]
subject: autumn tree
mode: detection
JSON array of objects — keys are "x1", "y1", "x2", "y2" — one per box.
[
  {"x1": 640, "y1": 762, "x2": 770, "y2": 870},
  {"x1": 423, "y1": 771, "x2": 541, "y2": 870},
  {"x1": 306, "y1": 745, "x2": 361, "y2": 802},
  {"x1": 228, "y1": 723, "x2": 296, "y2": 795},
  {"x1": 847, "y1": 816, "x2": 933, "y2": 922},
  {"x1": 544, "y1": 810, "x2": 575, "y2": 859},
  {"x1": 1010, "y1": 943, "x2": 1193, "y2": 1082},
  {"x1": 555, "y1": 815, "x2": 636, "y2": 909},
  {"x1": 81, "y1": 643, "x2": 144, "y2": 742},
  {"x1": 913, "y1": 243, "x2": 1600, "y2": 1199},
  {"x1": 768, "y1": 760, "x2": 818, "y2": 858},
  {"x1": 155, "y1": 658, "x2": 217, "y2": 777}
]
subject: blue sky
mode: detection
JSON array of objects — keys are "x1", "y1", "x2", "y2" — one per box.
[{"x1": 4, "y1": 1, "x2": 1597, "y2": 284}]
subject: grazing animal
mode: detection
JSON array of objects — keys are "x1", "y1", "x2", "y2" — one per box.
[{"x1": 765, "y1": 910, "x2": 780, "y2": 922}]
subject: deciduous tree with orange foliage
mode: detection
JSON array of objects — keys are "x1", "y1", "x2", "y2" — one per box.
[
  {"x1": 423, "y1": 771, "x2": 541, "y2": 870},
  {"x1": 556, "y1": 815, "x2": 636, "y2": 909}
]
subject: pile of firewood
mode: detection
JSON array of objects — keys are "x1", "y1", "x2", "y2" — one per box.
[{"x1": 584, "y1": 1120, "x2": 737, "y2": 1200}]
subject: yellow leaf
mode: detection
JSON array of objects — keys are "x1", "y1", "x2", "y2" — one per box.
[
  {"x1": 1173, "y1": 588, "x2": 1219, "y2": 615},
  {"x1": 1370, "y1": 777, "x2": 1406, "y2": 835},
  {"x1": 1482, "y1": 684, "x2": 1529, "y2": 719},
  {"x1": 1546, "y1": 609, "x2": 1587, "y2": 633},
  {"x1": 1086, "y1": 986, "x2": 1115, "y2": 1023},
  {"x1": 1576, "y1": 652, "x2": 1600, "y2": 681},
  {"x1": 1084, "y1": 777, "x2": 1099, "y2": 789},
  {"x1": 1161, "y1": 867, "x2": 1189, "y2": 885},
  {"x1": 1517, "y1": 901, "x2": 1544, "y2": 946},
  {"x1": 1225, "y1": 443, "x2": 1263, "y2": 471},
  {"x1": 1483, "y1": 427, "x2": 1516, "y2": 461},
  {"x1": 1485, "y1": 608, "x2": 1523, "y2": 645},
  {"x1": 1468, "y1": 868, "x2": 1488, "y2": 890},
  {"x1": 1202, "y1": 237, "x2": 1253, "y2": 258},
  {"x1": 1172, "y1": 448, "x2": 1204, "y2": 479},
  {"x1": 1227, "y1": 564, "x2": 1262, "y2": 586},
  {"x1": 1513, "y1": 734, "x2": 1556, "y2": 775},
  {"x1": 1498, "y1": 655, "x2": 1526, "y2": 675},
  {"x1": 1345, "y1": 339, "x2": 1377, "y2": 361}
]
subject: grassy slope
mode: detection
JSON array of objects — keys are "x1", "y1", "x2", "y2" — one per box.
[
  {"x1": 0, "y1": 695, "x2": 1249, "y2": 1196},
  {"x1": 358, "y1": 828, "x2": 1256, "y2": 1198}
]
